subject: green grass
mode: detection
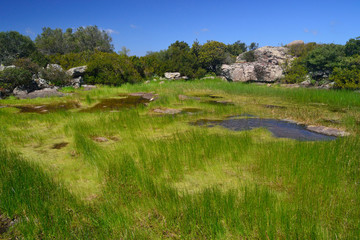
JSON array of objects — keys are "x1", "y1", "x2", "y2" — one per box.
[{"x1": 0, "y1": 78, "x2": 359, "y2": 239}]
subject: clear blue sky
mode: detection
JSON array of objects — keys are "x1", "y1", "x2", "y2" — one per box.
[{"x1": 1, "y1": 0, "x2": 359, "y2": 56}]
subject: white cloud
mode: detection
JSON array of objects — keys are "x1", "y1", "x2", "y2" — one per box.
[
  {"x1": 25, "y1": 28, "x2": 35, "y2": 36},
  {"x1": 103, "y1": 28, "x2": 118, "y2": 34},
  {"x1": 304, "y1": 28, "x2": 318, "y2": 36},
  {"x1": 130, "y1": 24, "x2": 138, "y2": 29}
]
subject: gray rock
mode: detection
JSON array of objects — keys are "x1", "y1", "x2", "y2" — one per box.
[
  {"x1": 306, "y1": 125, "x2": 350, "y2": 137},
  {"x1": 16, "y1": 88, "x2": 65, "y2": 99},
  {"x1": 164, "y1": 72, "x2": 181, "y2": 79},
  {"x1": 46, "y1": 64, "x2": 63, "y2": 71},
  {"x1": 287, "y1": 40, "x2": 304, "y2": 47},
  {"x1": 82, "y1": 85, "x2": 97, "y2": 91},
  {"x1": 70, "y1": 76, "x2": 83, "y2": 88},
  {"x1": 144, "y1": 80, "x2": 150, "y2": 84},
  {"x1": 159, "y1": 81, "x2": 165, "y2": 84},
  {"x1": 13, "y1": 87, "x2": 28, "y2": 97},
  {"x1": 129, "y1": 92, "x2": 158, "y2": 101},
  {"x1": 66, "y1": 66, "x2": 87, "y2": 78},
  {"x1": 153, "y1": 108, "x2": 182, "y2": 115},
  {"x1": 223, "y1": 46, "x2": 294, "y2": 82},
  {"x1": 0, "y1": 65, "x2": 15, "y2": 71},
  {"x1": 34, "y1": 78, "x2": 50, "y2": 89},
  {"x1": 300, "y1": 79, "x2": 311, "y2": 87}
]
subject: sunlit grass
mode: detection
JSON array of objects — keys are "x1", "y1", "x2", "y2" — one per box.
[{"x1": 0, "y1": 78, "x2": 359, "y2": 239}]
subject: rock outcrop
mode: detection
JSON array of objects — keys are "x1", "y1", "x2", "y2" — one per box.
[
  {"x1": 66, "y1": 66, "x2": 87, "y2": 78},
  {"x1": 164, "y1": 72, "x2": 181, "y2": 79},
  {"x1": 222, "y1": 46, "x2": 294, "y2": 82},
  {"x1": 287, "y1": 40, "x2": 304, "y2": 47}
]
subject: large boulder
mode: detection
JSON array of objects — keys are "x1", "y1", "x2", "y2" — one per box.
[
  {"x1": 164, "y1": 72, "x2": 181, "y2": 79},
  {"x1": 287, "y1": 40, "x2": 304, "y2": 47},
  {"x1": 66, "y1": 66, "x2": 87, "y2": 78},
  {"x1": 223, "y1": 46, "x2": 293, "y2": 82}
]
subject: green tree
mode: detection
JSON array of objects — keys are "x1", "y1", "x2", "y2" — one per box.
[
  {"x1": 0, "y1": 31, "x2": 36, "y2": 64},
  {"x1": 35, "y1": 26, "x2": 114, "y2": 55},
  {"x1": 198, "y1": 41, "x2": 227, "y2": 73},
  {"x1": 226, "y1": 41, "x2": 247, "y2": 56},
  {"x1": 304, "y1": 44, "x2": 345, "y2": 78},
  {"x1": 344, "y1": 36, "x2": 360, "y2": 57},
  {"x1": 248, "y1": 42, "x2": 259, "y2": 51}
]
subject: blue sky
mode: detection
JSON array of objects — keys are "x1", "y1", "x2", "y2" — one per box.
[{"x1": 1, "y1": 0, "x2": 359, "y2": 56}]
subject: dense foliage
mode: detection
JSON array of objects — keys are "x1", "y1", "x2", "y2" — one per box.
[
  {"x1": 0, "y1": 68, "x2": 32, "y2": 90},
  {"x1": 35, "y1": 26, "x2": 114, "y2": 55},
  {"x1": 0, "y1": 31, "x2": 36, "y2": 65},
  {"x1": 1, "y1": 26, "x2": 360, "y2": 89}
]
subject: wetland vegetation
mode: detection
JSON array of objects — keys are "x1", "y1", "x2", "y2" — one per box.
[{"x1": 0, "y1": 78, "x2": 359, "y2": 239}]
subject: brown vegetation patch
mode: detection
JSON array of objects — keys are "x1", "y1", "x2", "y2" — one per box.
[
  {"x1": 52, "y1": 142, "x2": 69, "y2": 149},
  {"x1": 16, "y1": 101, "x2": 80, "y2": 114}
]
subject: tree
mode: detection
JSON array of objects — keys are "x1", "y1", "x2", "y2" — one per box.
[
  {"x1": 0, "y1": 31, "x2": 36, "y2": 64},
  {"x1": 198, "y1": 41, "x2": 227, "y2": 73},
  {"x1": 226, "y1": 40, "x2": 247, "y2": 56},
  {"x1": 74, "y1": 26, "x2": 114, "y2": 53},
  {"x1": 345, "y1": 36, "x2": 360, "y2": 57},
  {"x1": 119, "y1": 46, "x2": 130, "y2": 56},
  {"x1": 304, "y1": 44, "x2": 345, "y2": 75},
  {"x1": 248, "y1": 42, "x2": 259, "y2": 51},
  {"x1": 35, "y1": 26, "x2": 114, "y2": 55},
  {"x1": 35, "y1": 27, "x2": 66, "y2": 55}
]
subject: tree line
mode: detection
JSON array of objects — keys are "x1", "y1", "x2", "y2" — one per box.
[{"x1": 1, "y1": 25, "x2": 360, "y2": 90}]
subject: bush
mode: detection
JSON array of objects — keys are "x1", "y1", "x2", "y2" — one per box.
[
  {"x1": 0, "y1": 68, "x2": 32, "y2": 90},
  {"x1": 282, "y1": 58, "x2": 308, "y2": 83},
  {"x1": 242, "y1": 50, "x2": 257, "y2": 62},
  {"x1": 330, "y1": 67, "x2": 360, "y2": 89},
  {"x1": 85, "y1": 52, "x2": 142, "y2": 85},
  {"x1": 304, "y1": 44, "x2": 345, "y2": 79},
  {"x1": 40, "y1": 65, "x2": 71, "y2": 86},
  {"x1": 287, "y1": 42, "x2": 317, "y2": 57},
  {"x1": 49, "y1": 51, "x2": 94, "y2": 69},
  {"x1": 13, "y1": 58, "x2": 40, "y2": 75}
]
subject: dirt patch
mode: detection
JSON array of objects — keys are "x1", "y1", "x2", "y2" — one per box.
[
  {"x1": 52, "y1": 142, "x2": 69, "y2": 149},
  {"x1": 181, "y1": 108, "x2": 202, "y2": 114},
  {"x1": 328, "y1": 106, "x2": 346, "y2": 113},
  {"x1": 0, "y1": 212, "x2": 12, "y2": 235},
  {"x1": 16, "y1": 102, "x2": 80, "y2": 114}
]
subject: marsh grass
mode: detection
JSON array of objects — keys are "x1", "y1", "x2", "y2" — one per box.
[{"x1": 0, "y1": 78, "x2": 359, "y2": 239}]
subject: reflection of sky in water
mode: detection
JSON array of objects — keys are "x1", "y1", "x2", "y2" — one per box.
[{"x1": 194, "y1": 118, "x2": 336, "y2": 141}]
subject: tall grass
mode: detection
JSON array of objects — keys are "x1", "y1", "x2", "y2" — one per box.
[{"x1": 0, "y1": 78, "x2": 359, "y2": 239}]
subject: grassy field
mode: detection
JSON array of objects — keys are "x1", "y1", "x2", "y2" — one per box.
[{"x1": 0, "y1": 78, "x2": 359, "y2": 239}]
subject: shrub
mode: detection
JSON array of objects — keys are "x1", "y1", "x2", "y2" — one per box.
[
  {"x1": 304, "y1": 44, "x2": 345, "y2": 78},
  {"x1": 0, "y1": 68, "x2": 32, "y2": 90},
  {"x1": 330, "y1": 67, "x2": 360, "y2": 89},
  {"x1": 242, "y1": 50, "x2": 257, "y2": 62},
  {"x1": 85, "y1": 52, "x2": 142, "y2": 85},
  {"x1": 40, "y1": 65, "x2": 71, "y2": 86},
  {"x1": 288, "y1": 42, "x2": 317, "y2": 57},
  {"x1": 49, "y1": 51, "x2": 94, "y2": 69},
  {"x1": 13, "y1": 58, "x2": 40, "y2": 75},
  {"x1": 282, "y1": 58, "x2": 308, "y2": 83}
]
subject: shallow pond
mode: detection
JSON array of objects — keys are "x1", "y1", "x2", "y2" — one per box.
[
  {"x1": 83, "y1": 95, "x2": 151, "y2": 112},
  {"x1": 193, "y1": 117, "x2": 336, "y2": 141}
]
